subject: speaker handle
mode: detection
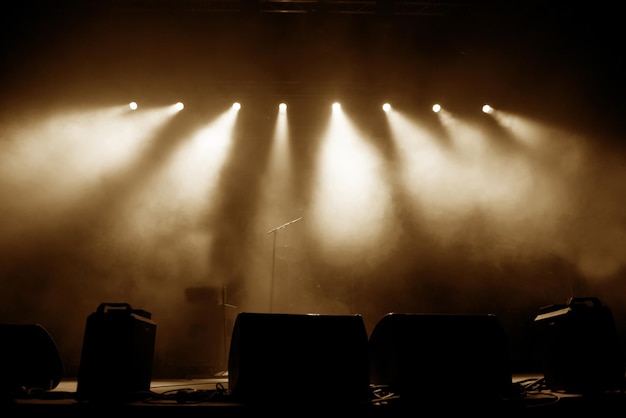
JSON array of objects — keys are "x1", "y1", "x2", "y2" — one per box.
[
  {"x1": 567, "y1": 297, "x2": 602, "y2": 308},
  {"x1": 97, "y1": 302, "x2": 133, "y2": 313}
]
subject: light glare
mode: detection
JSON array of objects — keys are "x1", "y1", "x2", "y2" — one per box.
[
  {"x1": 382, "y1": 103, "x2": 391, "y2": 112},
  {"x1": 482, "y1": 104, "x2": 494, "y2": 114},
  {"x1": 432, "y1": 104, "x2": 441, "y2": 113},
  {"x1": 279, "y1": 103, "x2": 287, "y2": 113},
  {"x1": 129, "y1": 102, "x2": 138, "y2": 110},
  {"x1": 310, "y1": 106, "x2": 392, "y2": 265}
]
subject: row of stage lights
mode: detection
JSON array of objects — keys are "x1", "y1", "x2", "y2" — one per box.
[{"x1": 128, "y1": 101, "x2": 496, "y2": 114}]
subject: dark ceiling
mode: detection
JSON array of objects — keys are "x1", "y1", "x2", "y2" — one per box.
[{"x1": 1, "y1": 0, "x2": 624, "y2": 137}]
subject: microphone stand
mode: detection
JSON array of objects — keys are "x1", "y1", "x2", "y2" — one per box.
[
  {"x1": 220, "y1": 284, "x2": 236, "y2": 373},
  {"x1": 267, "y1": 216, "x2": 303, "y2": 313}
]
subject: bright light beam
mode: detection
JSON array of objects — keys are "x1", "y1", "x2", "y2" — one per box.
[
  {"x1": 269, "y1": 100, "x2": 290, "y2": 179},
  {"x1": 385, "y1": 108, "x2": 455, "y2": 226},
  {"x1": 139, "y1": 104, "x2": 241, "y2": 220},
  {"x1": 254, "y1": 100, "x2": 291, "y2": 232},
  {"x1": 0, "y1": 104, "x2": 178, "y2": 224},
  {"x1": 309, "y1": 103, "x2": 392, "y2": 265},
  {"x1": 108, "y1": 103, "x2": 241, "y2": 280},
  {"x1": 255, "y1": 100, "x2": 295, "y2": 265}
]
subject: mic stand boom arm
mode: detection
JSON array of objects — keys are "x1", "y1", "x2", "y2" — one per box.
[{"x1": 267, "y1": 217, "x2": 303, "y2": 312}]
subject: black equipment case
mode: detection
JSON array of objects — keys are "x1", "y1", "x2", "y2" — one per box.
[
  {"x1": 534, "y1": 297, "x2": 624, "y2": 394},
  {"x1": 77, "y1": 302, "x2": 157, "y2": 401},
  {"x1": 0, "y1": 323, "x2": 64, "y2": 396},
  {"x1": 228, "y1": 312, "x2": 371, "y2": 406},
  {"x1": 368, "y1": 312, "x2": 514, "y2": 406}
]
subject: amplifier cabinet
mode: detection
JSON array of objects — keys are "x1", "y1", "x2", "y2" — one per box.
[
  {"x1": 77, "y1": 302, "x2": 156, "y2": 401},
  {"x1": 534, "y1": 297, "x2": 624, "y2": 394}
]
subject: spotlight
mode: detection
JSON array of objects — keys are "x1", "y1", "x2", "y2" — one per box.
[
  {"x1": 382, "y1": 103, "x2": 391, "y2": 112},
  {"x1": 332, "y1": 102, "x2": 341, "y2": 112},
  {"x1": 129, "y1": 102, "x2": 138, "y2": 110},
  {"x1": 432, "y1": 103, "x2": 441, "y2": 113},
  {"x1": 174, "y1": 102, "x2": 184, "y2": 111},
  {"x1": 232, "y1": 102, "x2": 241, "y2": 111},
  {"x1": 482, "y1": 104, "x2": 494, "y2": 114},
  {"x1": 279, "y1": 103, "x2": 287, "y2": 113}
]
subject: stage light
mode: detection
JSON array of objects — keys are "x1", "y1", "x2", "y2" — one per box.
[
  {"x1": 278, "y1": 103, "x2": 287, "y2": 113},
  {"x1": 129, "y1": 102, "x2": 138, "y2": 110},
  {"x1": 382, "y1": 103, "x2": 391, "y2": 112},
  {"x1": 332, "y1": 102, "x2": 341, "y2": 112},
  {"x1": 432, "y1": 103, "x2": 441, "y2": 113},
  {"x1": 232, "y1": 102, "x2": 241, "y2": 110},
  {"x1": 310, "y1": 103, "x2": 391, "y2": 261},
  {"x1": 482, "y1": 104, "x2": 494, "y2": 114},
  {"x1": 174, "y1": 102, "x2": 184, "y2": 111}
]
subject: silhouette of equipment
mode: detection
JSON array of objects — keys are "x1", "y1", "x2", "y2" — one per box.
[
  {"x1": 0, "y1": 323, "x2": 64, "y2": 397},
  {"x1": 227, "y1": 312, "x2": 371, "y2": 406},
  {"x1": 534, "y1": 297, "x2": 625, "y2": 394},
  {"x1": 368, "y1": 312, "x2": 514, "y2": 406},
  {"x1": 77, "y1": 302, "x2": 157, "y2": 402}
]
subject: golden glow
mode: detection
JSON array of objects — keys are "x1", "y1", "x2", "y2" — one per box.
[
  {"x1": 490, "y1": 109, "x2": 575, "y2": 151},
  {"x1": 437, "y1": 109, "x2": 491, "y2": 157},
  {"x1": 273, "y1": 101, "x2": 289, "y2": 156},
  {"x1": 386, "y1": 108, "x2": 449, "y2": 222},
  {"x1": 387, "y1": 108, "x2": 541, "y2": 247},
  {"x1": 0, "y1": 104, "x2": 183, "y2": 236},
  {"x1": 256, "y1": 97, "x2": 294, "y2": 251},
  {"x1": 488, "y1": 109, "x2": 626, "y2": 279},
  {"x1": 309, "y1": 103, "x2": 393, "y2": 265},
  {"x1": 127, "y1": 105, "x2": 240, "y2": 235},
  {"x1": 267, "y1": 99, "x2": 290, "y2": 180}
]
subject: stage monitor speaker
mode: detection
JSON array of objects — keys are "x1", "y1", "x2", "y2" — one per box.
[
  {"x1": 0, "y1": 323, "x2": 64, "y2": 396},
  {"x1": 228, "y1": 312, "x2": 370, "y2": 406},
  {"x1": 534, "y1": 297, "x2": 624, "y2": 394},
  {"x1": 77, "y1": 302, "x2": 156, "y2": 401},
  {"x1": 369, "y1": 313, "x2": 513, "y2": 406}
]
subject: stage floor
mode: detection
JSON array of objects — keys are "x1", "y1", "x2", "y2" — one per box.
[
  {"x1": 53, "y1": 375, "x2": 230, "y2": 394},
  {"x1": 3, "y1": 373, "x2": 624, "y2": 417}
]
